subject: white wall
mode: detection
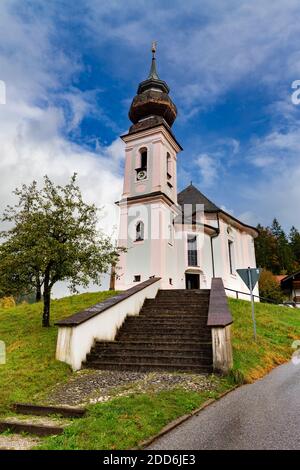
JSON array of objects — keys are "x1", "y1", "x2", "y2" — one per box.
[
  {"x1": 56, "y1": 279, "x2": 161, "y2": 370},
  {"x1": 213, "y1": 217, "x2": 259, "y2": 300}
]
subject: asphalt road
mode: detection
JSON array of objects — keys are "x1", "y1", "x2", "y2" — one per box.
[{"x1": 148, "y1": 361, "x2": 300, "y2": 450}]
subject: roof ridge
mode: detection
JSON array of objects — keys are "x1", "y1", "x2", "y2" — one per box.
[{"x1": 177, "y1": 184, "x2": 220, "y2": 212}]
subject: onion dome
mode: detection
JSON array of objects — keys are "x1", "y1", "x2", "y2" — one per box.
[{"x1": 128, "y1": 42, "x2": 177, "y2": 133}]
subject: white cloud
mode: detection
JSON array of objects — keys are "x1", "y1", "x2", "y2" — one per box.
[
  {"x1": 196, "y1": 153, "x2": 218, "y2": 187},
  {"x1": 0, "y1": 1, "x2": 124, "y2": 297},
  {"x1": 0, "y1": 1, "x2": 123, "y2": 214},
  {"x1": 84, "y1": 0, "x2": 300, "y2": 112}
]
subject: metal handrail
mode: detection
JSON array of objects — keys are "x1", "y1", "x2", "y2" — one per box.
[{"x1": 224, "y1": 287, "x2": 280, "y2": 305}]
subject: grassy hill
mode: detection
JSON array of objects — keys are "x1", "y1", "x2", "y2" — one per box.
[
  {"x1": 1, "y1": 292, "x2": 300, "y2": 449},
  {"x1": 0, "y1": 291, "x2": 116, "y2": 414},
  {"x1": 1, "y1": 293, "x2": 300, "y2": 414},
  {"x1": 229, "y1": 298, "x2": 300, "y2": 382}
]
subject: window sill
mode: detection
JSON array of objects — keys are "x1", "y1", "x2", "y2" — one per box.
[{"x1": 135, "y1": 178, "x2": 149, "y2": 183}]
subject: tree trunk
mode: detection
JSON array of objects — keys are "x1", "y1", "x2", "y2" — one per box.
[
  {"x1": 109, "y1": 263, "x2": 116, "y2": 291},
  {"x1": 42, "y1": 269, "x2": 51, "y2": 327},
  {"x1": 43, "y1": 286, "x2": 51, "y2": 327},
  {"x1": 36, "y1": 283, "x2": 42, "y2": 302}
]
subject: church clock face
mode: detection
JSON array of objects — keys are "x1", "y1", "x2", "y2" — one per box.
[{"x1": 137, "y1": 170, "x2": 147, "y2": 181}]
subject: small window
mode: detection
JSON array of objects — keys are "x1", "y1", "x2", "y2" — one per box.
[
  {"x1": 135, "y1": 221, "x2": 144, "y2": 241},
  {"x1": 134, "y1": 275, "x2": 141, "y2": 282},
  {"x1": 167, "y1": 152, "x2": 172, "y2": 179},
  {"x1": 228, "y1": 240, "x2": 235, "y2": 274}
]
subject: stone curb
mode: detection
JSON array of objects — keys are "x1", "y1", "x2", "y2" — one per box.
[{"x1": 137, "y1": 385, "x2": 239, "y2": 449}]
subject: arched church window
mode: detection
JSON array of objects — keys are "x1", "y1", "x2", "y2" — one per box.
[
  {"x1": 136, "y1": 148, "x2": 148, "y2": 181},
  {"x1": 187, "y1": 234, "x2": 198, "y2": 266},
  {"x1": 136, "y1": 221, "x2": 144, "y2": 241},
  {"x1": 140, "y1": 148, "x2": 147, "y2": 170}
]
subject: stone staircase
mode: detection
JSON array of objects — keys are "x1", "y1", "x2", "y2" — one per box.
[
  {"x1": 0, "y1": 403, "x2": 86, "y2": 449},
  {"x1": 84, "y1": 289, "x2": 213, "y2": 373}
]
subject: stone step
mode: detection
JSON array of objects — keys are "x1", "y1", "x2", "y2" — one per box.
[
  {"x1": 140, "y1": 308, "x2": 208, "y2": 314},
  {"x1": 88, "y1": 347, "x2": 212, "y2": 358},
  {"x1": 0, "y1": 418, "x2": 66, "y2": 437},
  {"x1": 90, "y1": 342, "x2": 212, "y2": 356},
  {"x1": 86, "y1": 354, "x2": 212, "y2": 365},
  {"x1": 145, "y1": 294, "x2": 209, "y2": 299},
  {"x1": 118, "y1": 326, "x2": 211, "y2": 334},
  {"x1": 93, "y1": 340, "x2": 212, "y2": 350},
  {"x1": 138, "y1": 313, "x2": 207, "y2": 319},
  {"x1": 137, "y1": 314, "x2": 210, "y2": 328},
  {"x1": 116, "y1": 334, "x2": 212, "y2": 342},
  {"x1": 144, "y1": 299, "x2": 209, "y2": 305},
  {"x1": 83, "y1": 361, "x2": 212, "y2": 373},
  {"x1": 118, "y1": 325, "x2": 211, "y2": 334},
  {"x1": 12, "y1": 403, "x2": 86, "y2": 418},
  {"x1": 157, "y1": 289, "x2": 210, "y2": 295},
  {"x1": 141, "y1": 305, "x2": 209, "y2": 311},
  {"x1": 126, "y1": 313, "x2": 207, "y2": 325},
  {"x1": 122, "y1": 317, "x2": 207, "y2": 331},
  {"x1": 154, "y1": 297, "x2": 210, "y2": 302},
  {"x1": 88, "y1": 351, "x2": 212, "y2": 362},
  {"x1": 155, "y1": 298, "x2": 209, "y2": 302}
]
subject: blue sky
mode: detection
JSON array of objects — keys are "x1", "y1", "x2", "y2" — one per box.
[{"x1": 1, "y1": 0, "x2": 300, "y2": 233}]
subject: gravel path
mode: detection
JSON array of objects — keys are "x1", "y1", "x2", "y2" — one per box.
[
  {"x1": 148, "y1": 361, "x2": 300, "y2": 450},
  {"x1": 0, "y1": 435, "x2": 40, "y2": 450},
  {"x1": 47, "y1": 370, "x2": 218, "y2": 406}
]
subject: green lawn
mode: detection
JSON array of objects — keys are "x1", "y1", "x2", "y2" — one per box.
[
  {"x1": 38, "y1": 386, "x2": 229, "y2": 450},
  {"x1": 1, "y1": 292, "x2": 300, "y2": 449},
  {"x1": 0, "y1": 291, "x2": 117, "y2": 414},
  {"x1": 229, "y1": 298, "x2": 300, "y2": 383}
]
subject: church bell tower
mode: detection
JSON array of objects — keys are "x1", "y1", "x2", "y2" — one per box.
[{"x1": 115, "y1": 44, "x2": 182, "y2": 290}]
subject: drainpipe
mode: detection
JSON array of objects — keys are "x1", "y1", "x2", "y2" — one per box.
[{"x1": 210, "y1": 213, "x2": 220, "y2": 279}]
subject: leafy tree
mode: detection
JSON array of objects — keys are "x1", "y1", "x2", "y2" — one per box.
[
  {"x1": 255, "y1": 224, "x2": 279, "y2": 272},
  {"x1": 270, "y1": 219, "x2": 295, "y2": 274},
  {"x1": 258, "y1": 269, "x2": 284, "y2": 303},
  {"x1": 0, "y1": 174, "x2": 121, "y2": 327},
  {"x1": 255, "y1": 219, "x2": 300, "y2": 275},
  {"x1": 289, "y1": 226, "x2": 300, "y2": 267}
]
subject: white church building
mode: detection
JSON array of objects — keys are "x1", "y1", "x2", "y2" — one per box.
[{"x1": 115, "y1": 46, "x2": 258, "y2": 297}]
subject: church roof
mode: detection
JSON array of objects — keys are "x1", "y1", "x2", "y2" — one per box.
[
  {"x1": 177, "y1": 183, "x2": 220, "y2": 213},
  {"x1": 177, "y1": 183, "x2": 258, "y2": 235},
  {"x1": 128, "y1": 44, "x2": 177, "y2": 133}
]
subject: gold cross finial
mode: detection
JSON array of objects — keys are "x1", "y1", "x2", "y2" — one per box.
[{"x1": 152, "y1": 41, "x2": 157, "y2": 57}]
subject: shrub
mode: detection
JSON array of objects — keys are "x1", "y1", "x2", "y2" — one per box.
[
  {"x1": 0, "y1": 296, "x2": 16, "y2": 309},
  {"x1": 259, "y1": 269, "x2": 284, "y2": 303}
]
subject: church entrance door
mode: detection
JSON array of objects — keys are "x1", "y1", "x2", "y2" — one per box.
[{"x1": 185, "y1": 273, "x2": 200, "y2": 289}]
